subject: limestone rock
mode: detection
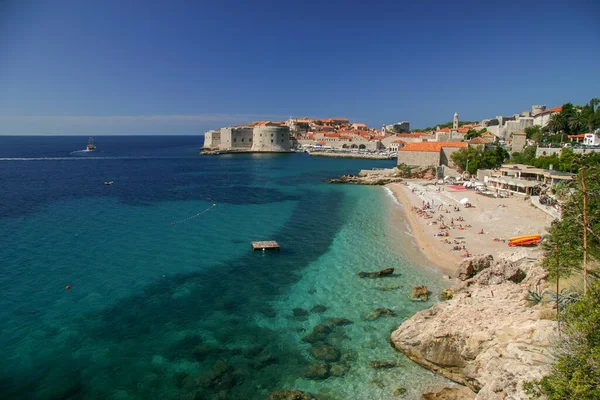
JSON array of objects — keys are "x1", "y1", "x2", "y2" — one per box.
[
  {"x1": 325, "y1": 317, "x2": 353, "y2": 326},
  {"x1": 202, "y1": 361, "x2": 238, "y2": 391},
  {"x1": 302, "y1": 324, "x2": 333, "y2": 343},
  {"x1": 409, "y1": 285, "x2": 429, "y2": 301},
  {"x1": 455, "y1": 254, "x2": 494, "y2": 281},
  {"x1": 310, "y1": 305, "x2": 327, "y2": 313},
  {"x1": 304, "y1": 364, "x2": 330, "y2": 380},
  {"x1": 420, "y1": 386, "x2": 475, "y2": 400},
  {"x1": 309, "y1": 344, "x2": 341, "y2": 362},
  {"x1": 365, "y1": 308, "x2": 397, "y2": 321},
  {"x1": 368, "y1": 361, "x2": 398, "y2": 369},
  {"x1": 391, "y1": 257, "x2": 557, "y2": 400},
  {"x1": 292, "y1": 308, "x2": 309, "y2": 317},
  {"x1": 267, "y1": 389, "x2": 317, "y2": 400},
  {"x1": 329, "y1": 363, "x2": 351, "y2": 377},
  {"x1": 465, "y1": 258, "x2": 526, "y2": 286},
  {"x1": 358, "y1": 268, "x2": 395, "y2": 278}
]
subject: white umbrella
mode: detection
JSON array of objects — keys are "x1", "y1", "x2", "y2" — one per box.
[{"x1": 460, "y1": 198, "x2": 469, "y2": 204}]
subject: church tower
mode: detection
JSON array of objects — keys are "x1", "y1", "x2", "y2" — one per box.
[{"x1": 453, "y1": 112, "x2": 459, "y2": 130}]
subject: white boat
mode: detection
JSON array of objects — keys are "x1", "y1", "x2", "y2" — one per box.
[
  {"x1": 85, "y1": 137, "x2": 97, "y2": 151},
  {"x1": 104, "y1": 181, "x2": 114, "y2": 185}
]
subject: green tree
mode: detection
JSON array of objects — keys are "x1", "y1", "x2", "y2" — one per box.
[
  {"x1": 525, "y1": 126, "x2": 543, "y2": 143},
  {"x1": 511, "y1": 145, "x2": 537, "y2": 165},
  {"x1": 547, "y1": 113, "x2": 565, "y2": 134},
  {"x1": 450, "y1": 147, "x2": 482, "y2": 174},
  {"x1": 533, "y1": 282, "x2": 600, "y2": 399},
  {"x1": 481, "y1": 146, "x2": 509, "y2": 169}
]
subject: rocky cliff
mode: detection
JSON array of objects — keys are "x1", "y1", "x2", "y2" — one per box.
[{"x1": 391, "y1": 255, "x2": 557, "y2": 400}]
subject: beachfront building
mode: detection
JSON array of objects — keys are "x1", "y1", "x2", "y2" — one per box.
[
  {"x1": 203, "y1": 122, "x2": 291, "y2": 152},
  {"x1": 397, "y1": 142, "x2": 467, "y2": 167},
  {"x1": 485, "y1": 163, "x2": 575, "y2": 196}
]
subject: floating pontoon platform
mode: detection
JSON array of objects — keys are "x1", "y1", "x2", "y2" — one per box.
[{"x1": 251, "y1": 241, "x2": 280, "y2": 251}]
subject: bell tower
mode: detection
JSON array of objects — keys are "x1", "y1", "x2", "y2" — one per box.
[{"x1": 453, "y1": 112, "x2": 459, "y2": 130}]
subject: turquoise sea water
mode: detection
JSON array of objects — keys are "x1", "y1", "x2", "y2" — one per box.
[{"x1": 0, "y1": 136, "x2": 449, "y2": 399}]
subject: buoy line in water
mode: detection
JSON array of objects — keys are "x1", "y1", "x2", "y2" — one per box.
[{"x1": 170, "y1": 204, "x2": 216, "y2": 225}]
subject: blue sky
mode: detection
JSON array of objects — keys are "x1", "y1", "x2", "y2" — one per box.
[{"x1": 0, "y1": 0, "x2": 599, "y2": 135}]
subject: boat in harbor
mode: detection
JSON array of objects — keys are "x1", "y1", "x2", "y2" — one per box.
[{"x1": 85, "y1": 137, "x2": 97, "y2": 152}]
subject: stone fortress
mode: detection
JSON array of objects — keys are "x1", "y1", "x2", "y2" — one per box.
[{"x1": 203, "y1": 121, "x2": 291, "y2": 153}]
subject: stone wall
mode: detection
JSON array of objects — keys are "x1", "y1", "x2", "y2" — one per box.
[
  {"x1": 441, "y1": 146, "x2": 463, "y2": 167},
  {"x1": 219, "y1": 127, "x2": 254, "y2": 150},
  {"x1": 251, "y1": 125, "x2": 291, "y2": 152},
  {"x1": 505, "y1": 117, "x2": 533, "y2": 137},
  {"x1": 535, "y1": 146, "x2": 600, "y2": 157},
  {"x1": 397, "y1": 150, "x2": 440, "y2": 167},
  {"x1": 203, "y1": 130, "x2": 221, "y2": 149},
  {"x1": 511, "y1": 134, "x2": 527, "y2": 153}
]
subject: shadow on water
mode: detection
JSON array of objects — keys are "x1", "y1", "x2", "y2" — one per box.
[
  {"x1": 1, "y1": 189, "x2": 347, "y2": 400},
  {"x1": 0, "y1": 158, "x2": 300, "y2": 219}
]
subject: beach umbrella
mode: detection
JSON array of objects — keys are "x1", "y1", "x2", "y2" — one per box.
[{"x1": 460, "y1": 198, "x2": 469, "y2": 204}]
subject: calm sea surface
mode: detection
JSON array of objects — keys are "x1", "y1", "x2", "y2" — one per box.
[{"x1": 0, "y1": 136, "x2": 449, "y2": 400}]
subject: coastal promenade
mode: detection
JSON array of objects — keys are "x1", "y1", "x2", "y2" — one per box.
[{"x1": 308, "y1": 151, "x2": 395, "y2": 160}]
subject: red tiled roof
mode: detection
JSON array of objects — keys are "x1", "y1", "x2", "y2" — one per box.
[
  {"x1": 468, "y1": 137, "x2": 493, "y2": 144},
  {"x1": 395, "y1": 132, "x2": 428, "y2": 137},
  {"x1": 534, "y1": 106, "x2": 562, "y2": 116},
  {"x1": 391, "y1": 140, "x2": 407, "y2": 144},
  {"x1": 568, "y1": 134, "x2": 586, "y2": 139},
  {"x1": 400, "y1": 142, "x2": 467, "y2": 152}
]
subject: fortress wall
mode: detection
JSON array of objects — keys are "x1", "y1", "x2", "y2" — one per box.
[
  {"x1": 251, "y1": 125, "x2": 291, "y2": 152},
  {"x1": 219, "y1": 127, "x2": 253, "y2": 150},
  {"x1": 203, "y1": 130, "x2": 221, "y2": 149}
]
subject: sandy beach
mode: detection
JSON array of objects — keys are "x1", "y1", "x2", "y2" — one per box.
[{"x1": 387, "y1": 181, "x2": 554, "y2": 275}]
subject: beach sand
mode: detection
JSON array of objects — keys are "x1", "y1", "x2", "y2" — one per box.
[{"x1": 387, "y1": 181, "x2": 554, "y2": 275}]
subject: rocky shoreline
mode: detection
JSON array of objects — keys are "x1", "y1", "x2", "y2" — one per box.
[
  {"x1": 329, "y1": 168, "x2": 405, "y2": 185},
  {"x1": 391, "y1": 253, "x2": 557, "y2": 400}
]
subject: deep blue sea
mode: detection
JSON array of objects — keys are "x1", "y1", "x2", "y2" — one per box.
[{"x1": 0, "y1": 136, "x2": 449, "y2": 400}]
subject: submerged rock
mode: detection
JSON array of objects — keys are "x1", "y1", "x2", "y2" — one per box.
[
  {"x1": 365, "y1": 308, "x2": 397, "y2": 321},
  {"x1": 409, "y1": 285, "x2": 429, "y2": 302},
  {"x1": 172, "y1": 371, "x2": 189, "y2": 388},
  {"x1": 370, "y1": 379, "x2": 386, "y2": 389},
  {"x1": 304, "y1": 364, "x2": 330, "y2": 380},
  {"x1": 292, "y1": 308, "x2": 309, "y2": 317},
  {"x1": 203, "y1": 361, "x2": 238, "y2": 391},
  {"x1": 310, "y1": 344, "x2": 341, "y2": 362},
  {"x1": 324, "y1": 317, "x2": 353, "y2": 326},
  {"x1": 302, "y1": 324, "x2": 333, "y2": 343},
  {"x1": 310, "y1": 305, "x2": 328, "y2": 313},
  {"x1": 369, "y1": 361, "x2": 398, "y2": 369},
  {"x1": 393, "y1": 386, "x2": 407, "y2": 397},
  {"x1": 254, "y1": 353, "x2": 278, "y2": 369},
  {"x1": 329, "y1": 363, "x2": 351, "y2": 377},
  {"x1": 267, "y1": 389, "x2": 318, "y2": 400},
  {"x1": 358, "y1": 268, "x2": 395, "y2": 278},
  {"x1": 420, "y1": 386, "x2": 475, "y2": 400}
]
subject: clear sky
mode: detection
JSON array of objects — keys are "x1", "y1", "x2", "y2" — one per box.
[{"x1": 0, "y1": 0, "x2": 599, "y2": 135}]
